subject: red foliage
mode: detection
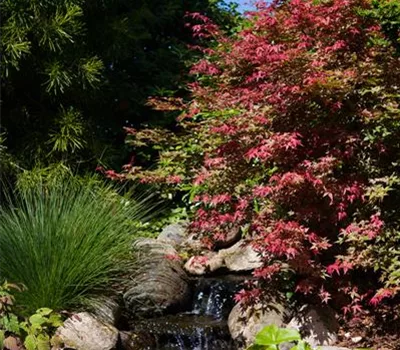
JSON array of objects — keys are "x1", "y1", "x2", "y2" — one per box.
[{"x1": 115, "y1": 0, "x2": 400, "y2": 314}]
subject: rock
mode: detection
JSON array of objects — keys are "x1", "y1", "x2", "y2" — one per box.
[
  {"x1": 286, "y1": 305, "x2": 339, "y2": 347},
  {"x1": 206, "y1": 253, "x2": 225, "y2": 272},
  {"x1": 351, "y1": 336, "x2": 362, "y2": 343},
  {"x1": 124, "y1": 238, "x2": 191, "y2": 317},
  {"x1": 57, "y1": 312, "x2": 118, "y2": 350},
  {"x1": 228, "y1": 301, "x2": 288, "y2": 345},
  {"x1": 184, "y1": 256, "x2": 206, "y2": 275},
  {"x1": 119, "y1": 331, "x2": 157, "y2": 350},
  {"x1": 214, "y1": 226, "x2": 242, "y2": 249},
  {"x1": 158, "y1": 223, "x2": 187, "y2": 246},
  {"x1": 218, "y1": 240, "x2": 262, "y2": 272},
  {"x1": 134, "y1": 237, "x2": 177, "y2": 256},
  {"x1": 90, "y1": 297, "x2": 120, "y2": 326},
  {"x1": 184, "y1": 240, "x2": 263, "y2": 276},
  {"x1": 184, "y1": 252, "x2": 224, "y2": 275},
  {"x1": 180, "y1": 233, "x2": 205, "y2": 253}
]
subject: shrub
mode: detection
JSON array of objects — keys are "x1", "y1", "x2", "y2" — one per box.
[
  {"x1": 0, "y1": 179, "x2": 153, "y2": 314},
  {"x1": 115, "y1": 0, "x2": 400, "y2": 315}
]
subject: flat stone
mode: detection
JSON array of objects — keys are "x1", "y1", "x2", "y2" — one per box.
[
  {"x1": 184, "y1": 252, "x2": 224, "y2": 275},
  {"x1": 218, "y1": 240, "x2": 262, "y2": 272},
  {"x1": 57, "y1": 312, "x2": 118, "y2": 350}
]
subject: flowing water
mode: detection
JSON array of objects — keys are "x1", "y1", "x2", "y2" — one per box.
[{"x1": 129, "y1": 275, "x2": 245, "y2": 349}]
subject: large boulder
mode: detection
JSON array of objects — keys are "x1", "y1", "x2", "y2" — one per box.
[
  {"x1": 158, "y1": 223, "x2": 187, "y2": 246},
  {"x1": 56, "y1": 312, "x2": 118, "y2": 350},
  {"x1": 123, "y1": 239, "x2": 191, "y2": 317},
  {"x1": 218, "y1": 240, "x2": 263, "y2": 272},
  {"x1": 228, "y1": 300, "x2": 288, "y2": 345},
  {"x1": 286, "y1": 305, "x2": 339, "y2": 347},
  {"x1": 90, "y1": 297, "x2": 120, "y2": 326}
]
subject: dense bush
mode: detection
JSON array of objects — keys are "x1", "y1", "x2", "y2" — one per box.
[
  {"x1": 117, "y1": 0, "x2": 400, "y2": 314},
  {"x1": 0, "y1": 0, "x2": 238, "y2": 178},
  {"x1": 0, "y1": 179, "x2": 153, "y2": 314}
]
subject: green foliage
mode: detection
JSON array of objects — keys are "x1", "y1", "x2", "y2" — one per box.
[
  {"x1": 247, "y1": 325, "x2": 311, "y2": 350},
  {"x1": 360, "y1": 0, "x2": 400, "y2": 52},
  {"x1": 1, "y1": 0, "x2": 239, "y2": 176},
  {"x1": 15, "y1": 163, "x2": 75, "y2": 193},
  {"x1": 20, "y1": 308, "x2": 63, "y2": 350},
  {"x1": 132, "y1": 206, "x2": 189, "y2": 238},
  {"x1": 1, "y1": 0, "x2": 96, "y2": 90},
  {"x1": 48, "y1": 107, "x2": 86, "y2": 154},
  {"x1": 0, "y1": 282, "x2": 62, "y2": 350},
  {"x1": 0, "y1": 179, "x2": 155, "y2": 314},
  {"x1": 0, "y1": 282, "x2": 21, "y2": 336}
]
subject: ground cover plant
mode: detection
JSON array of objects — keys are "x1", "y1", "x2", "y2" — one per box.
[
  {"x1": 115, "y1": 0, "x2": 400, "y2": 324},
  {"x1": 0, "y1": 282, "x2": 63, "y2": 350},
  {"x1": 0, "y1": 178, "x2": 154, "y2": 315}
]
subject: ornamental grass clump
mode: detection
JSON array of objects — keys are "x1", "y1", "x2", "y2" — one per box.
[{"x1": 0, "y1": 180, "x2": 153, "y2": 314}]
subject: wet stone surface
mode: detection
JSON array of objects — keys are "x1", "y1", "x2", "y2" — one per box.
[
  {"x1": 127, "y1": 276, "x2": 245, "y2": 349},
  {"x1": 131, "y1": 315, "x2": 236, "y2": 350}
]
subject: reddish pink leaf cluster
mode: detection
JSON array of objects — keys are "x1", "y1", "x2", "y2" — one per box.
[{"x1": 114, "y1": 0, "x2": 400, "y2": 314}]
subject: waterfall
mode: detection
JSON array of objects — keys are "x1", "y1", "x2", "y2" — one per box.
[
  {"x1": 129, "y1": 276, "x2": 244, "y2": 349},
  {"x1": 192, "y1": 278, "x2": 232, "y2": 320}
]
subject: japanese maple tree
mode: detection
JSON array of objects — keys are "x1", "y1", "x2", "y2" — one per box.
[{"x1": 114, "y1": 0, "x2": 400, "y2": 314}]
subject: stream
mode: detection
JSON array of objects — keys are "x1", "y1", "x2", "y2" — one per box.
[{"x1": 129, "y1": 275, "x2": 245, "y2": 349}]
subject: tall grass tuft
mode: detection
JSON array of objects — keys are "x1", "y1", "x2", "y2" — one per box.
[{"x1": 0, "y1": 179, "x2": 155, "y2": 314}]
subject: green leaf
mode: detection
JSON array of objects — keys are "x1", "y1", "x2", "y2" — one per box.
[
  {"x1": 275, "y1": 327, "x2": 301, "y2": 344},
  {"x1": 255, "y1": 325, "x2": 301, "y2": 345},
  {"x1": 0, "y1": 330, "x2": 4, "y2": 349},
  {"x1": 248, "y1": 345, "x2": 277, "y2": 350},
  {"x1": 19, "y1": 320, "x2": 29, "y2": 332},
  {"x1": 37, "y1": 334, "x2": 51, "y2": 350},
  {"x1": 2, "y1": 314, "x2": 21, "y2": 334},
  {"x1": 24, "y1": 334, "x2": 37, "y2": 350},
  {"x1": 255, "y1": 324, "x2": 279, "y2": 345},
  {"x1": 36, "y1": 308, "x2": 53, "y2": 316},
  {"x1": 29, "y1": 314, "x2": 47, "y2": 326},
  {"x1": 48, "y1": 313, "x2": 63, "y2": 327}
]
